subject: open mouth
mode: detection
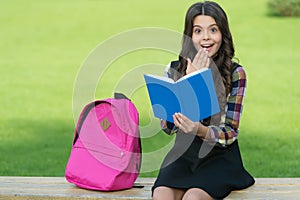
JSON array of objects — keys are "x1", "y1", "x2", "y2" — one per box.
[{"x1": 201, "y1": 44, "x2": 214, "y2": 50}]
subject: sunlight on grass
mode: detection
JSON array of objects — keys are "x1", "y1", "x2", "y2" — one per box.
[{"x1": 0, "y1": 0, "x2": 299, "y2": 177}]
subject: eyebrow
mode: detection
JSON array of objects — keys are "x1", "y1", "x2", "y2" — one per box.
[{"x1": 193, "y1": 24, "x2": 218, "y2": 28}]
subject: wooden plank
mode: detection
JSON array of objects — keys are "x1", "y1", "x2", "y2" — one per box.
[
  {"x1": 0, "y1": 177, "x2": 300, "y2": 200},
  {"x1": 0, "y1": 177, "x2": 154, "y2": 200},
  {"x1": 227, "y1": 178, "x2": 300, "y2": 200}
]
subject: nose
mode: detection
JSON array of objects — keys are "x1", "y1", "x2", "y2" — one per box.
[{"x1": 202, "y1": 30, "x2": 209, "y2": 40}]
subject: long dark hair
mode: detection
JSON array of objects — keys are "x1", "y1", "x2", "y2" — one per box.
[{"x1": 177, "y1": 1, "x2": 235, "y2": 95}]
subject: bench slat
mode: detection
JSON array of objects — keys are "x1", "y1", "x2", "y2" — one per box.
[
  {"x1": 0, "y1": 177, "x2": 300, "y2": 200},
  {"x1": 227, "y1": 178, "x2": 300, "y2": 199}
]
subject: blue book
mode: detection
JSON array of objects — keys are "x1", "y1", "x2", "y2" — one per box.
[{"x1": 144, "y1": 68, "x2": 220, "y2": 122}]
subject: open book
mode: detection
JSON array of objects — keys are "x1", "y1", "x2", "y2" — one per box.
[{"x1": 144, "y1": 68, "x2": 220, "y2": 122}]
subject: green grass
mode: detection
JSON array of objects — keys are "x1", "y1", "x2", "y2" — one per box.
[{"x1": 1, "y1": 0, "x2": 300, "y2": 178}]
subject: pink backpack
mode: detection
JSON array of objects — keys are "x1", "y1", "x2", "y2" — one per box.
[{"x1": 65, "y1": 94, "x2": 141, "y2": 191}]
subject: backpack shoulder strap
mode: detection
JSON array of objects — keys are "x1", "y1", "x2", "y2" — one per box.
[
  {"x1": 232, "y1": 62, "x2": 241, "y2": 74},
  {"x1": 170, "y1": 60, "x2": 180, "y2": 69},
  {"x1": 167, "y1": 60, "x2": 180, "y2": 79},
  {"x1": 114, "y1": 92, "x2": 130, "y2": 100},
  {"x1": 73, "y1": 100, "x2": 110, "y2": 145}
]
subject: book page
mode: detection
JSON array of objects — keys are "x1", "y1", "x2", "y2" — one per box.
[
  {"x1": 176, "y1": 68, "x2": 208, "y2": 83},
  {"x1": 144, "y1": 74, "x2": 175, "y2": 84}
]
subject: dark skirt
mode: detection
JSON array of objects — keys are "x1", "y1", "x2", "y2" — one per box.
[{"x1": 152, "y1": 133, "x2": 255, "y2": 199}]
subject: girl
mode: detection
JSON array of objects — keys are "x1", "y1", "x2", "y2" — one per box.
[{"x1": 152, "y1": 1, "x2": 255, "y2": 200}]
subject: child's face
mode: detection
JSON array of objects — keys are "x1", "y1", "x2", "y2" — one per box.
[{"x1": 192, "y1": 15, "x2": 222, "y2": 58}]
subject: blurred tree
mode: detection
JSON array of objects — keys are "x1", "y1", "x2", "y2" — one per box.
[{"x1": 268, "y1": 0, "x2": 300, "y2": 16}]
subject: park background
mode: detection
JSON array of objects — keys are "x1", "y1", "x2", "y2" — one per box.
[{"x1": 1, "y1": 0, "x2": 299, "y2": 178}]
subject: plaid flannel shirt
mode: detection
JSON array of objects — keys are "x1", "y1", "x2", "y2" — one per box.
[
  {"x1": 208, "y1": 66, "x2": 246, "y2": 146},
  {"x1": 161, "y1": 64, "x2": 247, "y2": 147}
]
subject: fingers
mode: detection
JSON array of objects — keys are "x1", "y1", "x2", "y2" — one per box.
[
  {"x1": 192, "y1": 48, "x2": 210, "y2": 69},
  {"x1": 205, "y1": 57, "x2": 211, "y2": 68},
  {"x1": 186, "y1": 58, "x2": 198, "y2": 74},
  {"x1": 173, "y1": 113, "x2": 199, "y2": 135},
  {"x1": 173, "y1": 113, "x2": 181, "y2": 128},
  {"x1": 173, "y1": 113, "x2": 187, "y2": 133},
  {"x1": 173, "y1": 113, "x2": 188, "y2": 131}
]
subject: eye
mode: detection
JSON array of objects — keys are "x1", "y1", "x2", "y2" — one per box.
[
  {"x1": 210, "y1": 27, "x2": 218, "y2": 33},
  {"x1": 194, "y1": 28, "x2": 201, "y2": 34}
]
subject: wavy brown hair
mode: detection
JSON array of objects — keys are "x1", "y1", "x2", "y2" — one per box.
[{"x1": 177, "y1": 1, "x2": 235, "y2": 96}]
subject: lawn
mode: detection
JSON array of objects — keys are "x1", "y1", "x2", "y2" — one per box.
[{"x1": 0, "y1": 0, "x2": 299, "y2": 178}]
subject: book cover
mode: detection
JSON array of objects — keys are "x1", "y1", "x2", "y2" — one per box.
[{"x1": 144, "y1": 68, "x2": 220, "y2": 122}]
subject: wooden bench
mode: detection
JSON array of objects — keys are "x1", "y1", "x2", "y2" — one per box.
[{"x1": 0, "y1": 176, "x2": 300, "y2": 199}]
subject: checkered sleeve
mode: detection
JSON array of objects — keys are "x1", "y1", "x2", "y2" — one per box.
[{"x1": 208, "y1": 66, "x2": 247, "y2": 146}]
